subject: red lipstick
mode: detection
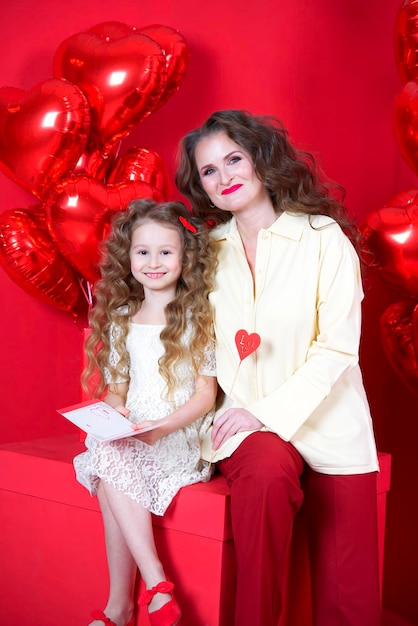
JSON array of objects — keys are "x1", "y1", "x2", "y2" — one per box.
[{"x1": 221, "y1": 184, "x2": 243, "y2": 195}]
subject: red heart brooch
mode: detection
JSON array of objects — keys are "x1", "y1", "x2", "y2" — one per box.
[{"x1": 235, "y1": 329, "x2": 261, "y2": 361}]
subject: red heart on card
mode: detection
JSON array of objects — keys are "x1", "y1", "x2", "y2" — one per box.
[
  {"x1": 235, "y1": 329, "x2": 261, "y2": 361},
  {"x1": 0, "y1": 79, "x2": 90, "y2": 200},
  {"x1": 46, "y1": 176, "x2": 164, "y2": 283},
  {"x1": 53, "y1": 21, "x2": 168, "y2": 155}
]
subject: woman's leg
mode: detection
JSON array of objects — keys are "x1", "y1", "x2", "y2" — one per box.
[
  {"x1": 218, "y1": 432, "x2": 305, "y2": 626},
  {"x1": 303, "y1": 469, "x2": 381, "y2": 626}
]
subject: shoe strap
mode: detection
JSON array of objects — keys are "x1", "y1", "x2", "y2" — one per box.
[
  {"x1": 138, "y1": 580, "x2": 174, "y2": 606},
  {"x1": 90, "y1": 610, "x2": 117, "y2": 625}
]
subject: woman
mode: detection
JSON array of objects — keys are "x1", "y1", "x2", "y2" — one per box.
[{"x1": 175, "y1": 110, "x2": 380, "y2": 626}]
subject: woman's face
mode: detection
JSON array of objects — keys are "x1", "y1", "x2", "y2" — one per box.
[{"x1": 194, "y1": 131, "x2": 270, "y2": 215}]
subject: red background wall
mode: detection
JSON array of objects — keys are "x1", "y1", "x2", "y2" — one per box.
[{"x1": 0, "y1": 1, "x2": 417, "y2": 622}]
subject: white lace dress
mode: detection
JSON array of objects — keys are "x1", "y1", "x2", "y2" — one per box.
[{"x1": 73, "y1": 322, "x2": 215, "y2": 515}]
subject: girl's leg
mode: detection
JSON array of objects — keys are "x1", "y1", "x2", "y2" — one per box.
[
  {"x1": 98, "y1": 480, "x2": 172, "y2": 615},
  {"x1": 91, "y1": 481, "x2": 171, "y2": 626},
  {"x1": 218, "y1": 432, "x2": 304, "y2": 626},
  {"x1": 303, "y1": 469, "x2": 381, "y2": 626},
  {"x1": 89, "y1": 481, "x2": 137, "y2": 626}
]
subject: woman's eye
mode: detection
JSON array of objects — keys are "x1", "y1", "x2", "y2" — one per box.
[
  {"x1": 202, "y1": 167, "x2": 215, "y2": 176},
  {"x1": 230, "y1": 155, "x2": 241, "y2": 164}
]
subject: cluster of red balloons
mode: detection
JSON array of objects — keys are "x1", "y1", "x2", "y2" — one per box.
[
  {"x1": 0, "y1": 21, "x2": 189, "y2": 315},
  {"x1": 361, "y1": 0, "x2": 418, "y2": 396}
]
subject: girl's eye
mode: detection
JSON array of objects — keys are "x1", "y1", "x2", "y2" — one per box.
[
  {"x1": 161, "y1": 250, "x2": 171, "y2": 255},
  {"x1": 138, "y1": 250, "x2": 148, "y2": 255}
]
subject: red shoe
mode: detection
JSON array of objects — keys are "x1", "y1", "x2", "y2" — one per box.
[
  {"x1": 90, "y1": 611, "x2": 116, "y2": 626},
  {"x1": 90, "y1": 610, "x2": 135, "y2": 626},
  {"x1": 138, "y1": 581, "x2": 181, "y2": 626}
]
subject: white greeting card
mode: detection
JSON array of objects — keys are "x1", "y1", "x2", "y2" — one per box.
[{"x1": 57, "y1": 399, "x2": 162, "y2": 442}]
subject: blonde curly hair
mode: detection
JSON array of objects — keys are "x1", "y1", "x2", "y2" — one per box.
[{"x1": 82, "y1": 198, "x2": 217, "y2": 399}]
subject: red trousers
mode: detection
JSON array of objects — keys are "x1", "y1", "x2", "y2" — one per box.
[{"x1": 217, "y1": 432, "x2": 380, "y2": 626}]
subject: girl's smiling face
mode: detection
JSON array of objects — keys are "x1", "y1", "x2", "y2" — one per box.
[
  {"x1": 194, "y1": 131, "x2": 269, "y2": 214},
  {"x1": 129, "y1": 221, "x2": 183, "y2": 296}
]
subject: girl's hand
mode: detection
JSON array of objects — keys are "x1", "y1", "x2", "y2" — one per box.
[
  {"x1": 114, "y1": 404, "x2": 131, "y2": 418},
  {"x1": 132, "y1": 419, "x2": 167, "y2": 445},
  {"x1": 211, "y1": 408, "x2": 263, "y2": 450}
]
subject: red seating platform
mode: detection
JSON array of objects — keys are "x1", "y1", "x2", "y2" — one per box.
[{"x1": 0, "y1": 435, "x2": 391, "y2": 626}]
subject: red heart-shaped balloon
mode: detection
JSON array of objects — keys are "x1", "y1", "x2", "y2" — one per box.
[
  {"x1": 140, "y1": 24, "x2": 189, "y2": 111},
  {"x1": 87, "y1": 22, "x2": 189, "y2": 114},
  {"x1": 0, "y1": 79, "x2": 90, "y2": 200},
  {"x1": 72, "y1": 140, "x2": 122, "y2": 181},
  {"x1": 360, "y1": 201, "x2": 418, "y2": 299},
  {"x1": 0, "y1": 206, "x2": 82, "y2": 313},
  {"x1": 235, "y1": 329, "x2": 261, "y2": 361},
  {"x1": 107, "y1": 146, "x2": 171, "y2": 197},
  {"x1": 385, "y1": 188, "x2": 418, "y2": 208},
  {"x1": 394, "y1": 0, "x2": 418, "y2": 84},
  {"x1": 46, "y1": 176, "x2": 164, "y2": 283},
  {"x1": 413, "y1": 300, "x2": 418, "y2": 362},
  {"x1": 380, "y1": 301, "x2": 418, "y2": 397},
  {"x1": 393, "y1": 80, "x2": 418, "y2": 177},
  {"x1": 53, "y1": 21, "x2": 168, "y2": 155}
]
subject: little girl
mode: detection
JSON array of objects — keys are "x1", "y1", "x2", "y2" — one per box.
[{"x1": 74, "y1": 199, "x2": 217, "y2": 626}]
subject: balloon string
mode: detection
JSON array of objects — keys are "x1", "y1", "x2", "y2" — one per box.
[
  {"x1": 86, "y1": 280, "x2": 93, "y2": 308},
  {"x1": 228, "y1": 361, "x2": 241, "y2": 398},
  {"x1": 78, "y1": 277, "x2": 93, "y2": 309}
]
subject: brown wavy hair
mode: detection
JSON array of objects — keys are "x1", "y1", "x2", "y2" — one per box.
[
  {"x1": 82, "y1": 198, "x2": 217, "y2": 399},
  {"x1": 175, "y1": 109, "x2": 359, "y2": 246}
]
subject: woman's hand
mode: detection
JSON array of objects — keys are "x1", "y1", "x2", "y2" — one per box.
[{"x1": 211, "y1": 408, "x2": 263, "y2": 450}]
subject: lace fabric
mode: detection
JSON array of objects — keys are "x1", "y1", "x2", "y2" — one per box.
[{"x1": 74, "y1": 323, "x2": 215, "y2": 515}]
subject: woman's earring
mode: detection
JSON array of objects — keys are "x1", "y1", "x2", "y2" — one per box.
[{"x1": 209, "y1": 202, "x2": 216, "y2": 208}]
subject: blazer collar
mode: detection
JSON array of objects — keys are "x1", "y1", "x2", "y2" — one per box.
[{"x1": 211, "y1": 211, "x2": 308, "y2": 243}]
